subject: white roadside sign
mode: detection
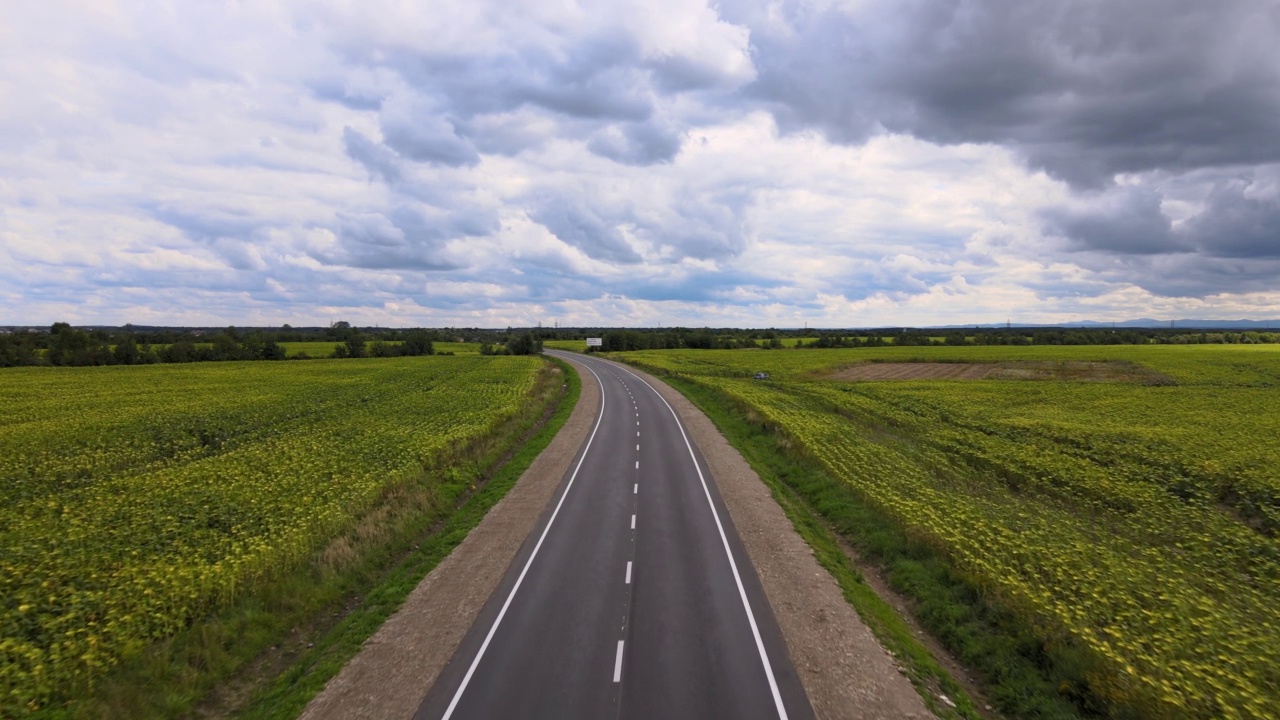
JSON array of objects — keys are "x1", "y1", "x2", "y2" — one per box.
[{"x1": 585, "y1": 337, "x2": 603, "y2": 347}]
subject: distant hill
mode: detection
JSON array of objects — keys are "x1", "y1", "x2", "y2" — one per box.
[{"x1": 928, "y1": 319, "x2": 1280, "y2": 330}]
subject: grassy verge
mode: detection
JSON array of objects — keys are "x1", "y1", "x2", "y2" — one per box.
[
  {"x1": 65, "y1": 357, "x2": 580, "y2": 720},
  {"x1": 653, "y1": 372, "x2": 1095, "y2": 720}
]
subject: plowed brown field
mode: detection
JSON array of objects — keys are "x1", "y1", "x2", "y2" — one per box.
[
  {"x1": 828, "y1": 360, "x2": 1174, "y2": 383},
  {"x1": 830, "y1": 362, "x2": 996, "y2": 380}
]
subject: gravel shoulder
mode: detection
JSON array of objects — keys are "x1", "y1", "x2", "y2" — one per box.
[
  {"x1": 627, "y1": 364, "x2": 933, "y2": 720},
  {"x1": 298, "y1": 361, "x2": 600, "y2": 720}
]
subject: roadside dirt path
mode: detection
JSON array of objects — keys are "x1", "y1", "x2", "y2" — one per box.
[{"x1": 301, "y1": 357, "x2": 932, "y2": 719}]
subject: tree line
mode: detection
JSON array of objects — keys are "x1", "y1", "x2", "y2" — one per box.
[
  {"x1": 5, "y1": 322, "x2": 1277, "y2": 368},
  {"x1": 586, "y1": 327, "x2": 1280, "y2": 352},
  {"x1": 0, "y1": 323, "x2": 438, "y2": 368}
]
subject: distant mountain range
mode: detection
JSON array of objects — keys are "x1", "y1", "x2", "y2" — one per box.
[{"x1": 927, "y1": 319, "x2": 1280, "y2": 330}]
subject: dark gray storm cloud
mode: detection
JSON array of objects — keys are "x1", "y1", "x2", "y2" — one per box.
[
  {"x1": 587, "y1": 120, "x2": 682, "y2": 165},
  {"x1": 1041, "y1": 169, "x2": 1280, "y2": 294},
  {"x1": 529, "y1": 196, "x2": 643, "y2": 264},
  {"x1": 529, "y1": 187, "x2": 749, "y2": 266},
  {"x1": 380, "y1": 94, "x2": 481, "y2": 167},
  {"x1": 371, "y1": 32, "x2": 653, "y2": 128},
  {"x1": 311, "y1": 81, "x2": 384, "y2": 111},
  {"x1": 322, "y1": 206, "x2": 491, "y2": 271},
  {"x1": 342, "y1": 127, "x2": 402, "y2": 183},
  {"x1": 1045, "y1": 174, "x2": 1280, "y2": 259},
  {"x1": 632, "y1": 195, "x2": 748, "y2": 261},
  {"x1": 743, "y1": 0, "x2": 1280, "y2": 188},
  {"x1": 1182, "y1": 180, "x2": 1280, "y2": 259},
  {"x1": 149, "y1": 204, "x2": 260, "y2": 243},
  {"x1": 1040, "y1": 187, "x2": 1182, "y2": 255}
]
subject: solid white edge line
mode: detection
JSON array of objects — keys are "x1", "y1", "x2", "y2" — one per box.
[
  {"x1": 440, "y1": 357, "x2": 607, "y2": 720},
  {"x1": 625, "y1": 561, "x2": 632, "y2": 584},
  {"x1": 611, "y1": 360, "x2": 791, "y2": 720},
  {"x1": 613, "y1": 640, "x2": 625, "y2": 682}
]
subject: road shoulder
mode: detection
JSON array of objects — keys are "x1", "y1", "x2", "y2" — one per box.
[
  {"x1": 630, "y1": 365, "x2": 933, "y2": 720},
  {"x1": 298, "y1": 359, "x2": 600, "y2": 720}
]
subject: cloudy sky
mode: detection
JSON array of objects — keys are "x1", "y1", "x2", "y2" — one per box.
[{"x1": 2, "y1": 0, "x2": 1279, "y2": 328}]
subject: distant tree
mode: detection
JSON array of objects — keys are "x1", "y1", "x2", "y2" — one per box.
[
  {"x1": 113, "y1": 336, "x2": 140, "y2": 365},
  {"x1": 344, "y1": 333, "x2": 367, "y2": 358},
  {"x1": 369, "y1": 340, "x2": 397, "y2": 358},
  {"x1": 210, "y1": 334, "x2": 243, "y2": 361},
  {"x1": 259, "y1": 338, "x2": 287, "y2": 360},
  {"x1": 163, "y1": 341, "x2": 198, "y2": 363},
  {"x1": 401, "y1": 331, "x2": 434, "y2": 356},
  {"x1": 505, "y1": 331, "x2": 542, "y2": 355},
  {"x1": 327, "y1": 320, "x2": 355, "y2": 341},
  {"x1": 0, "y1": 334, "x2": 39, "y2": 367},
  {"x1": 46, "y1": 324, "x2": 96, "y2": 365}
]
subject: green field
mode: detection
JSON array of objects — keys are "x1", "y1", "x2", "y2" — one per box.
[
  {"x1": 543, "y1": 339, "x2": 588, "y2": 352},
  {"x1": 619, "y1": 344, "x2": 1280, "y2": 719},
  {"x1": 432, "y1": 341, "x2": 481, "y2": 355},
  {"x1": 277, "y1": 341, "x2": 351, "y2": 357},
  {"x1": 0, "y1": 356, "x2": 546, "y2": 713},
  {"x1": 274, "y1": 341, "x2": 479, "y2": 357}
]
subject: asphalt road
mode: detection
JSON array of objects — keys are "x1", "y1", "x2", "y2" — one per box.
[{"x1": 414, "y1": 351, "x2": 814, "y2": 720}]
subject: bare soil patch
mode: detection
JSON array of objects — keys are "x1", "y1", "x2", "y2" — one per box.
[
  {"x1": 832, "y1": 363, "x2": 996, "y2": 381},
  {"x1": 829, "y1": 360, "x2": 1173, "y2": 384}
]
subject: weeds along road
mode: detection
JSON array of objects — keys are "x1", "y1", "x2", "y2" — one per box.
[{"x1": 415, "y1": 351, "x2": 814, "y2": 720}]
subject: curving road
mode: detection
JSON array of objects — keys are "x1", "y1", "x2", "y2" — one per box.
[{"x1": 414, "y1": 351, "x2": 814, "y2": 720}]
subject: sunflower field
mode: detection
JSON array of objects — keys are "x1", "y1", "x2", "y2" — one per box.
[
  {"x1": 622, "y1": 344, "x2": 1280, "y2": 719},
  {"x1": 0, "y1": 355, "x2": 543, "y2": 713}
]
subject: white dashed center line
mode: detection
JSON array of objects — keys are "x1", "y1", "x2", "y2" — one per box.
[
  {"x1": 613, "y1": 641, "x2": 624, "y2": 683},
  {"x1": 633, "y1": 483, "x2": 637, "y2": 494},
  {"x1": 625, "y1": 561, "x2": 632, "y2": 584},
  {"x1": 630, "y1": 514, "x2": 636, "y2": 530}
]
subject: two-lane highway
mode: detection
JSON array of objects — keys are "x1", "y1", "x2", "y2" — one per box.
[{"x1": 415, "y1": 352, "x2": 814, "y2": 719}]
